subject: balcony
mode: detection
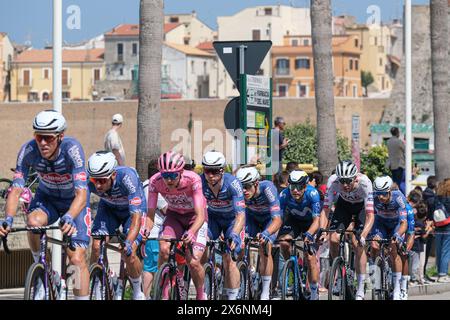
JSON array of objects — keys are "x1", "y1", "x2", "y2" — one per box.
[{"x1": 274, "y1": 68, "x2": 293, "y2": 78}]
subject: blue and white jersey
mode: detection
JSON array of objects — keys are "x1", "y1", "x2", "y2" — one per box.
[
  {"x1": 201, "y1": 173, "x2": 245, "y2": 218},
  {"x1": 280, "y1": 185, "x2": 321, "y2": 221},
  {"x1": 245, "y1": 180, "x2": 282, "y2": 221},
  {"x1": 12, "y1": 137, "x2": 88, "y2": 199},
  {"x1": 374, "y1": 190, "x2": 409, "y2": 222},
  {"x1": 88, "y1": 166, "x2": 146, "y2": 216}
]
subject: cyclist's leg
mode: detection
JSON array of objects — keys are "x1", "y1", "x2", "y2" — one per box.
[
  {"x1": 26, "y1": 192, "x2": 53, "y2": 260},
  {"x1": 259, "y1": 217, "x2": 277, "y2": 300},
  {"x1": 222, "y1": 217, "x2": 242, "y2": 300},
  {"x1": 368, "y1": 217, "x2": 382, "y2": 288},
  {"x1": 158, "y1": 211, "x2": 180, "y2": 266},
  {"x1": 388, "y1": 222, "x2": 403, "y2": 299},
  {"x1": 353, "y1": 206, "x2": 367, "y2": 299},
  {"x1": 65, "y1": 198, "x2": 91, "y2": 299},
  {"x1": 277, "y1": 215, "x2": 296, "y2": 260},
  {"x1": 328, "y1": 198, "x2": 353, "y2": 261},
  {"x1": 301, "y1": 221, "x2": 319, "y2": 299},
  {"x1": 90, "y1": 200, "x2": 113, "y2": 264}
]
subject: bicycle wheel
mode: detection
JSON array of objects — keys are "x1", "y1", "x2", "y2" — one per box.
[
  {"x1": 372, "y1": 257, "x2": 388, "y2": 300},
  {"x1": 281, "y1": 259, "x2": 301, "y2": 300},
  {"x1": 0, "y1": 178, "x2": 12, "y2": 200},
  {"x1": 88, "y1": 264, "x2": 110, "y2": 300},
  {"x1": 328, "y1": 256, "x2": 346, "y2": 300},
  {"x1": 24, "y1": 263, "x2": 52, "y2": 300},
  {"x1": 203, "y1": 262, "x2": 216, "y2": 300},
  {"x1": 153, "y1": 263, "x2": 178, "y2": 300},
  {"x1": 236, "y1": 261, "x2": 248, "y2": 300},
  {"x1": 182, "y1": 264, "x2": 191, "y2": 300}
]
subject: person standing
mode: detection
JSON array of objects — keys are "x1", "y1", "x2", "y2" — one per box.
[
  {"x1": 104, "y1": 113, "x2": 126, "y2": 166},
  {"x1": 386, "y1": 127, "x2": 405, "y2": 187},
  {"x1": 273, "y1": 117, "x2": 289, "y2": 177},
  {"x1": 422, "y1": 176, "x2": 437, "y2": 280}
]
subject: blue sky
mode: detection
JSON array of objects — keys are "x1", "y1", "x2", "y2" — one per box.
[{"x1": 0, "y1": 0, "x2": 429, "y2": 48}]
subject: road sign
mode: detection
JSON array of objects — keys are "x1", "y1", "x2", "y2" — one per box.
[{"x1": 246, "y1": 75, "x2": 270, "y2": 108}]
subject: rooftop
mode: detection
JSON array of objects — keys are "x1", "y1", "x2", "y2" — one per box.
[
  {"x1": 14, "y1": 49, "x2": 105, "y2": 63},
  {"x1": 105, "y1": 23, "x2": 182, "y2": 36}
]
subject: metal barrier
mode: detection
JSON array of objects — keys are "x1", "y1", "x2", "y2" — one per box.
[{"x1": 0, "y1": 249, "x2": 33, "y2": 289}]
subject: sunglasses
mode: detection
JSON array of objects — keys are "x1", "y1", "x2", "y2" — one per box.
[
  {"x1": 289, "y1": 184, "x2": 305, "y2": 191},
  {"x1": 339, "y1": 178, "x2": 354, "y2": 185},
  {"x1": 243, "y1": 183, "x2": 255, "y2": 191},
  {"x1": 204, "y1": 168, "x2": 222, "y2": 175},
  {"x1": 34, "y1": 133, "x2": 58, "y2": 143},
  {"x1": 375, "y1": 191, "x2": 390, "y2": 197},
  {"x1": 161, "y1": 172, "x2": 180, "y2": 180},
  {"x1": 90, "y1": 176, "x2": 112, "y2": 184}
]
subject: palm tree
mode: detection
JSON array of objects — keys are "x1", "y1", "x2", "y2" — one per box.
[
  {"x1": 136, "y1": 0, "x2": 164, "y2": 178},
  {"x1": 430, "y1": 0, "x2": 450, "y2": 180},
  {"x1": 310, "y1": 0, "x2": 338, "y2": 178}
]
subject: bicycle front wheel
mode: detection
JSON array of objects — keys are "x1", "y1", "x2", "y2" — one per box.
[
  {"x1": 153, "y1": 263, "x2": 178, "y2": 300},
  {"x1": 203, "y1": 262, "x2": 216, "y2": 300},
  {"x1": 281, "y1": 259, "x2": 302, "y2": 300},
  {"x1": 24, "y1": 263, "x2": 51, "y2": 300},
  {"x1": 236, "y1": 261, "x2": 248, "y2": 300},
  {"x1": 328, "y1": 256, "x2": 346, "y2": 300},
  {"x1": 88, "y1": 264, "x2": 111, "y2": 300},
  {"x1": 372, "y1": 256, "x2": 388, "y2": 300}
]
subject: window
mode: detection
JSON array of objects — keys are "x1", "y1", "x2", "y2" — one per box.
[
  {"x1": 191, "y1": 60, "x2": 195, "y2": 74},
  {"x1": 278, "y1": 84, "x2": 288, "y2": 97},
  {"x1": 295, "y1": 58, "x2": 310, "y2": 69},
  {"x1": 298, "y1": 84, "x2": 308, "y2": 97},
  {"x1": 117, "y1": 43, "x2": 124, "y2": 61},
  {"x1": 379, "y1": 58, "x2": 383, "y2": 66},
  {"x1": 303, "y1": 39, "x2": 309, "y2": 46},
  {"x1": 349, "y1": 59, "x2": 353, "y2": 70},
  {"x1": 355, "y1": 38, "x2": 359, "y2": 48},
  {"x1": 353, "y1": 85, "x2": 357, "y2": 97},
  {"x1": 119, "y1": 68, "x2": 123, "y2": 76},
  {"x1": 203, "y1": 61, "x2": 207, "y2": 75},
  {"x1": 132, "y1": 43, "x2": 138, "y2": 56},
  {"x1": 252, "y1": 30, "x2": 261, "y2": 40},
  {"x1": 374, "y1": 37, "x2": 378, "y2": 46},
  {"x1": 184, "y1": 38, "x2": 189, "y2": 45},
  {"x1": 28, "y1": 92, "x2": 38, "y2": 101},
  {"x1": 42, "y1": 92, "x2": 50, "y2": 101},
  {"x1": 292, "y1": 39, "x2": 298, "y2": 46},
  {"x1": 94, "y1": 69, "x2": 101, "y2": 82},
  {"x1": 169, "y1": 17, "x2": 179, "y2": 23},
  {"x1": 276, "y1": 58, "x2": 290, "y2": 75},
  {"x1": 264, "y1": 7, "x2": 272, "y2": 15},
  {"x1": 355, "y1": 60, "x2": 359, "y2": 71},
  {"x1": 62, "y1": 91, "x2": 70, "y2": 99},
  {"x1": 43, "y1": 68, "x2": 50, "y2": 80},
  {"x1": 62, "y1": 69, "x2": 69, "y2": 85},
  {"x1": 23, "y1": 69, "x2": 31, "y2": 86}
]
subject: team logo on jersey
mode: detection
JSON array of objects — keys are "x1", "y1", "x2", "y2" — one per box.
[
  {"x1": 13, "y1": 172, "x2": 24, "y2": 180},
  {"x1": 209, "y1": 199, "x2": 230, "y2": 207},
  {"x1": 236, "y1": 200, "x2": 246, "y2": 208},
  {"x1": 74, "y1": 172, "x2": 87, "y2": 182},
  {"x1": 68, "y1": 145, "x2": 84, "y2": 168},
  {"x1": 40, "y1": 172, "x2": 71, "y2": 184},
  {"x1": 84, "y1": 208, "x2": 92, "y2": 236},
  {"x1": 122, "y1": 175, "x2": 137, "y2": 194},
  {"x1": 270, "y1": 205, "x2": 280, "y2": 212},
  {"x1": 130, "y1": 197, "x2": 142, "y2": 206}
]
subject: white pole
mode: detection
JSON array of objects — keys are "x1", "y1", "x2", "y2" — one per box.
[
  {"x1": 405, "y1": 0, "x2": 412, "y2": 195},
  {"x1": 52, "y1": 0, "x2": 63, "y2": 276}
]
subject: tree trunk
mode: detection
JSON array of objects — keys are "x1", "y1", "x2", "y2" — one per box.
[
  {"x1": 310, "y1": 0, "x2": 338, "y2": 178},
  {"x1": 430, "y1": 0, "x2": 450, "y2": 180},
  {"x1": 136, "y1": 0, "x2": 163, "y2": 179}
]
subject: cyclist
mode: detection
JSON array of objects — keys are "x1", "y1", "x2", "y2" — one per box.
[
  {"x1": 87, "y1": 151, "x2": 147, "y2": 300},
  {"x1": 319, "y1": 160, "x2": 374, "y2": 300},
  {"x1": 0, "y1": 110, "x2": 91, "y2": 300},
  {"x1": 201, "y1": 151, "x2": 245, "y2": 300},
  {"x1": 146, "y1": 151, "x2": 208, "y2": 300},
  {"x1": 368, "y1": 176, "x2": 410, "y2": 300},
  {"x1": 235, "y1": 166, "x2": 282, "y2": 300},
  {"x1": 278, "y1": 170, "x2": 321, "y2": 300}
]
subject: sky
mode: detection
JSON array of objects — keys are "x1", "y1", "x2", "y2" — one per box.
[{"x1": 0, "y1": 0, "x2": 430, "y2": 48}]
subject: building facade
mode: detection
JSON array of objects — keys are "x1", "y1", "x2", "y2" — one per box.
[
  {"x1": 272, "y1": 34, "x2": 362, "y2": 98},
  {"x1": 164, "y1": 12, "x2": 216, "y2": 47},
  {"x1": 0, "y1": 33, "x2": 14, "y2": 102},
  {"x1": 10, "y1": 49, "x2": 105, "y2": 102}
]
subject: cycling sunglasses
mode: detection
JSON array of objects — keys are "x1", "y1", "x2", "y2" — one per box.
[
  {"x1": 374, "y1": 191, "x2": 390, "y2": 197},
  {"x1": 289, "y1": 184, "x2": 306, "y2": 191},
  {"x1": 338, "y1": 177, "x2": 355, "y2": 185},
  {"x1": 242, "y1": 183, "x2": 255, "y2": 190},
  {"x1": 34, "y1": 133, "x2": 58, "y2": 143},
  {"x1": 203, "y1": 168, "x2": 223, "y2": 175},
  {"x1": 90, "y1": 176, "x2": 111, "y2": 184},
  {"x1": 161, "y1": 172, "x2": 180, "y2": 180}
]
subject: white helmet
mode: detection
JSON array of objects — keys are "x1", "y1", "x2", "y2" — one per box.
[
  {"x1": 288, "y1": 170, "x2": 309, "y2": 186},
  {"x1": 236, "y1": 166, "x2": 260, "y2": 185},
  {"x1": 335, "y1": 160, "x2": 358, "y2": 179},
  {"x1": 202, "y1": 151, "x2": 226, "y2": 169},
  {"x1": 87, "y1": 151, "x2": 117, "y2": 178},
  {"x1": 373, "y1": 176, "x2": 393, "y2": 192},
  {"x1": 112, "y1": 113, "x2": 123, "y2": 124},
  {"x1": 33, "y1": 110, "x2": 67, "y2": 133}
]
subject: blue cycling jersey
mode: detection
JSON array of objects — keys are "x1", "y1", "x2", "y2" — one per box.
[
  {"x1": 88, "y1": 166, "x2": 146, "y2": 217},
  {"x1": 201, "y1": 173, "x2": 245, "y2": 218},
  {"x1": 13, "y1": 137, "x2": 88, "y2": 199},
  {"x1": 245, "y1": 180, "x2": 282, "y2": 221},
  {"x1": 280, "y1": 185, "x2": 321, "y2": 221},
  {"x1": 374, "y1": 190, "x2": 409, "y2": 221}
]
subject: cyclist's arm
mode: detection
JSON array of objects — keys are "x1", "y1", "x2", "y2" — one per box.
[
  {"x1": 361, "y1": 187, "x2": 375, "y2": 239},
  {"x1": 265, "y1": 183, "x2": 283, "y2": 235},
  {"x1": 124, "y1": 173, "x2": 146, "y2": 243},
  {"x1": 146, "y1": 183, "x2": 159, "y2": 234},
  {"x1": 188, "y1": 180, "x2": 206, "y2": 235},
  {"x1": 126, "y1": 212, "x2": 141, "y2": 244},
  {"x1": 66, "y1": 188, "x2": 87, "y2": 219},
  {"x1": 319, "y1": 185, "x2": 334, "y2": 230},
  {"x1": 230, "y1": 179, "x2": 246, "y2": 235},
  {"x1": 307, "y1": 189, "x2": 322, "y2": 235}
]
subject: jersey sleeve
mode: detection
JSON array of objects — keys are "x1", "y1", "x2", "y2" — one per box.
[
  {"x1": 122, "y1": 171, "x2": 145, "y2": 215},
  {"x1": 279, "y1": 189, "x2": 289, "y2": 212},
  {"x1": 12, "y1": 141, "x2": 33, "y2": 188},
  {"x1": 157, "y1": 193, "x2": 168, "y2": 211},
  {"x1": 308, "y1": 188, "x2": 322, "y2": 218},
  {"x1": 323, "y1": 181, "x2": 337, "y2": 210},
  {"x1": 191, "y1": 176, "x2": 206, "y2": 210},
  {"x1": 363, "y1": 177, "x2": 374, "y2": 214},
  {"x1": 264, "y1": 182, "x2": 282, "y2": 219},
  {"x1": 67, "y1": 142, "x2": 88, "y2": 190},
  {"x1": 229, "y1": 178, "x2": 246, "y2": 216},
  {"x1": 395, "y1": 194, "x2": 408, "y2": 221},
  {"x1": 147, "y1": 176, "x2": 159, "y2": 210},
  {"x1": 406, "y1": 203, "x2": 415, "y2": 234}
]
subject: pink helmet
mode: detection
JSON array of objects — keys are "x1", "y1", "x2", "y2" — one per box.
[{"x1": 158, "y1": 151, "x2": 185, "y2": 173}]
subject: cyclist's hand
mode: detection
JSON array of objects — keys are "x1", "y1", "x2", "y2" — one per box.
[
  {"x1": 141, "y1": 229, "x2": 149, "y2": 242},
  {"x1": 182, "y1": 230, "x2": 195, "y2": 245},
  {"x1": 0, "y1": 217, "x2": 13, "y2": 237},
  {"x1": 60, "y1": 213, "x2": 77, "y2": 236},
  {"x1": 228, "y1": 232, "x2": 240, "y2": 251},
  {"x1": 121, "y1": 239, "x2": 133, "y2": 257},
  {"x1": 358, "y1": 236, "x2": 366, "y2": 247},
  {"x1": 392, "y1": 232, "x2": 404, "y2": 245},
  {"x1": 257, "y1": 230, "x2": 272, "y2": 245},
  {"x1": 317, "y1": 230, "x2": 328, "y2": 244},
  {"x1": 303, "y1": 231, "x2": 314, "y2": 244}
]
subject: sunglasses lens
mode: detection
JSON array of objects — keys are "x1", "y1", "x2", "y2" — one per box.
[
  {"x1": 204, "y1": 169, "x2": 221, "y2": 175},
  {"x1": 35, "y1": 134, "x2": 57, "y2": 143},
  {"x1": 162, "y1": 172, "x2": 179, "y2": 180},
  {"x1": 90, "y1": 177, "x2": 108, "y2": 184},
  {"x1": 339, "y1": 178, "x2": 353, "y2": 185},
  {"x1": 290, "y1": 184, "x2": 303, "y2": 191},
  {"x1": 243, "y1": 184, "x2": 253, "y2": 190}
]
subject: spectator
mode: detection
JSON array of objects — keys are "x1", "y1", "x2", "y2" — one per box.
[
  {"x1": 309, "y1": 170, "x2": 326, "y2": 204},
  {"x1": 423, "y1": 176, "x2": 438, "y2": 278},
  {"x1": 274, "y1": 170, "x2": 289, "y2": 194},
  {"x1": 431, "y1": 179, "x2": 450, "y2": 282},
  {"x1": 410, "y1": 202, "x2": 430, "y2": 285},
  {"x1": 285, "y1": 161, "x2": 299, "y2": 173},
  {"x1": 142, "y1": 159, "x2": 168, "y2": 299},
  {"x1": 104, "y1": 114, "x2": 126, "y2": 166},
  {"x1": 386, "y1": 127, "x2": 405, "y2": 187},
  {"x1": 273, "y1": 116, "x2": 289, "y2": 177},
  {"x1": 414, "y1": 186, "x2": 424, "y2": 195}
]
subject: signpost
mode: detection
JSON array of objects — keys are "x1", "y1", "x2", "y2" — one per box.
[{"x1": 351, "y1": 114, "x2": 361, "y2": 170}]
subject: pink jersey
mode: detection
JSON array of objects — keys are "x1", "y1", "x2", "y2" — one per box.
[{"x1": 147, "y1": 170, "x2": 206, "y2": 214}]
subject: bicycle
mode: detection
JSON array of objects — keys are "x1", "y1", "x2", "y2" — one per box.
[
  {"x1": 151, "y1": 238, "x2": 192, "y2": 300},
  {"x1": 0, "y1": 168, "x2": 39, "y2": 198},
  {"x1": 88, "y1": 229, "x2": 138, "y2": 300},
  {"x1": 1, "y1": 222, "x2": 75, "y2": 300},
  {"x1": 324, "y1": 226, "x2": 358, "y2": 300},
  {"x1": 277, "y1": 235, "x2": 315, "y2": 300}
]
